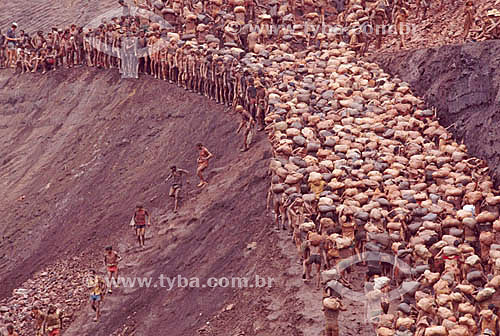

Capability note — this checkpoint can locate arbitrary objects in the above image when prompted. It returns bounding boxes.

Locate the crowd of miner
[264,43,500,335]
[0,0,499,74]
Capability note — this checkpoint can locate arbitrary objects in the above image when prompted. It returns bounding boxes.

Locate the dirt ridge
[371,39,500,185]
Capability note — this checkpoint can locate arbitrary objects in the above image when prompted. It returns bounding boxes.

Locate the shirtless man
[464,1,476,41]
[30,49,43,73]
[287,196,305,234]
[166,165,189,212]
[83,30,94,67]
[167,39,177,83]
[133,205,150,248]
[136,30,148,74]
[267,175,286,230]
[32,31,45,50]
[303,231,323,288]
[246,77,257,120]
[75,27,84,66]
[87,270,106,322]
[31,306,46,336]
[65,35,76,68]
[371,6,387,49]
[175,44,185,87]
[186,48,196,91]
[195,48,205,94]
[214,57,225,104]
[6,325,19,336]
[223,60,234,106]
[44,305,63,336]
[44,47,57,73]
[235,105,255,152]
[196,143,214,187]
[479,308,498,336]
[255,79,267,130]
[104,246,121,293]
[349,29,367,56]
[14,49,28,74]
[201,51,212,97]
[394,7,409,49]
[148,32,160,78]
[322,292,346,336]
[244,0,256,22]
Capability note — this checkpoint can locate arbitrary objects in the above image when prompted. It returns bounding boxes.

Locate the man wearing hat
[6,22,19,68]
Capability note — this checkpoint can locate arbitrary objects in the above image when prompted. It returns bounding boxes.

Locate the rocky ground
[376,0,499,53]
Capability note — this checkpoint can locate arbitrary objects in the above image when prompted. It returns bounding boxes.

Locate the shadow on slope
[370,40,500,185]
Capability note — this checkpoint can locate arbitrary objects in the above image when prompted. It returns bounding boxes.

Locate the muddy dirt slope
[0,68,348,336]
[372,40,500,185]
[0,68,253,298]
[0,0,116,34]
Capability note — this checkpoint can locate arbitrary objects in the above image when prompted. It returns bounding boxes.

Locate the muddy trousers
[325,321,339,336]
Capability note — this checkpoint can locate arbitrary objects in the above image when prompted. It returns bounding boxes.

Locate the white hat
[12,22,18,27]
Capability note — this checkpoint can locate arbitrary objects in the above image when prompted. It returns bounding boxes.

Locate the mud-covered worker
[133,204,150,248]
[196,143,214,188]
[87,269,106,322]
[104,246,121,293]
[166,165,189,212]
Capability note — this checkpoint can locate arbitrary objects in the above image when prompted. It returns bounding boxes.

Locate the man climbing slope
[133,205,150,248]
[196,143,214,188]
[87,270,106,322]
[104,246,121,294]
[165,165,189,212]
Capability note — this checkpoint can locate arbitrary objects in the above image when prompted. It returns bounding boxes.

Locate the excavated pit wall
[371,40,500,186]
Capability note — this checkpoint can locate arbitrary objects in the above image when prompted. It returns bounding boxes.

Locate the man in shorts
[44,305,63,336]
[104,246,121,293]
[133,205,150,248]
[87,270,106,322]
[196,143,214,188]
[31,305,47,336]
[6,325,19,336]
[303,230,323,288]
[6,23,19,68]
[165,165,189,212]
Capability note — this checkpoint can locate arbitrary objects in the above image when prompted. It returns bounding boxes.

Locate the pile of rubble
[0,256,94,334]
